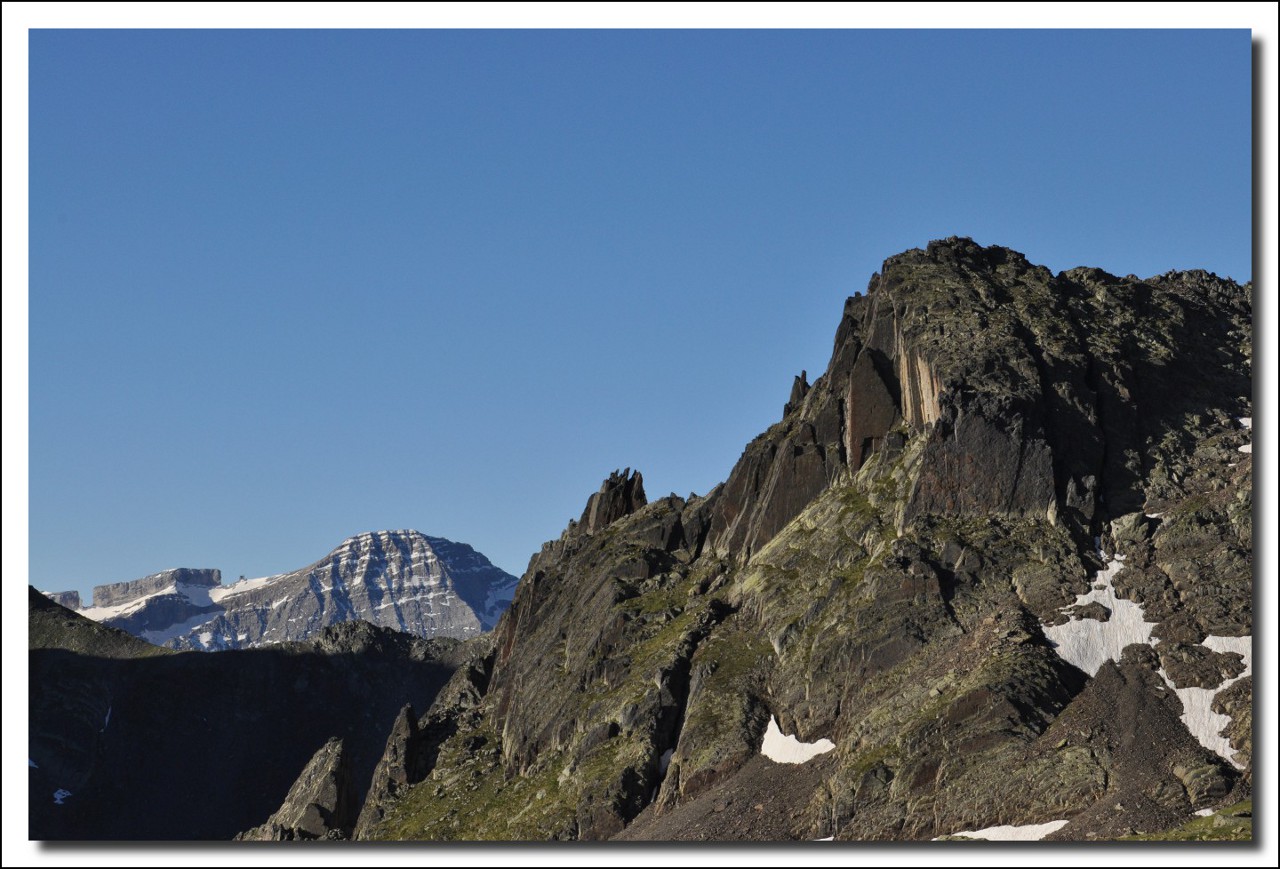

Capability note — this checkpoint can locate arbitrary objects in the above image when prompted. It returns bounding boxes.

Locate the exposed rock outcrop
[353,705,420,839]
[89,568,221,609]
[580,469,647,533]
[42,590,81,610]
[237,738,359,840]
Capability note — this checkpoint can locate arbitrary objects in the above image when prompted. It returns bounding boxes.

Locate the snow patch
[210,573,285,603]
[1158,634,1251,768]
[28,758,37,768]
[78,583,178,621]
[1195,808,1216,817]
[101,705,111,732]
[177,582,214,607]
[1041,552,1158,676]
[1235,414,1253,453]
[1040,538,1251,768]
[140,612,218,646]
[938,819,1069,841]
[760,715,835,764]
[53,789,72,805]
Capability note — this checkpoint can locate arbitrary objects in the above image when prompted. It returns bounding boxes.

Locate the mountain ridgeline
[29,238,1252,841]
[46,531,519,650]
[363,238,1252,841]
[28,587,466,840]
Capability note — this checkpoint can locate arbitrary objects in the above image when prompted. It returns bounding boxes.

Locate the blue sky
[24,27,1253,596]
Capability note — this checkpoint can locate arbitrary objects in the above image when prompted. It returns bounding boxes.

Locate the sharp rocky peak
[55,529,519,650]
[579,468,648,534]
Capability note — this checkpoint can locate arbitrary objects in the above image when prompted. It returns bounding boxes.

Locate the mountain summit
[362,238,1252,842]
[47,531,518,649]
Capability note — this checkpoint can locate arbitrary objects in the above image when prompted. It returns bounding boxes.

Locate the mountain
[356,238,1251,841]
[45,531,519,650]
[28,586,467,840]
[30,238,1252,842]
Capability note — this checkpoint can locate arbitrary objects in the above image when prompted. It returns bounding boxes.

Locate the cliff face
[358,239,1250,843]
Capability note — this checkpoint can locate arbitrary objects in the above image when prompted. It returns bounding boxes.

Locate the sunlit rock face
[46,531,519,650]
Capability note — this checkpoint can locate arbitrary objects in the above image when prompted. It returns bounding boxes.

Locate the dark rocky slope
[361,238,1250,841]
[28,588,465,840]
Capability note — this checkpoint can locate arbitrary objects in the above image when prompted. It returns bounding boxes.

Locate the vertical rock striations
[46,532,519,650]
[580,469,648,533]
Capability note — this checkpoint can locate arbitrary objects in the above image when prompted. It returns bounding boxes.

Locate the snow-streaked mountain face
[47,531,519,650]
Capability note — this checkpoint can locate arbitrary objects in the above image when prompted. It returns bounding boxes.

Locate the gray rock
[237,738,359,840]
[353,705,419,839]
[91,568,220,608]
[70,531,519,650]
[580,469,647,533]
[41,590,80,610]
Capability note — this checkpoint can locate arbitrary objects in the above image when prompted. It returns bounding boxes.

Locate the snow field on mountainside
[760,715,835,764]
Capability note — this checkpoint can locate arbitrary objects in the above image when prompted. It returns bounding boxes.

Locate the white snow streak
[1040,537,1251,769]
[28,758,37,768]
[79,584,178,621]
[760,715,835,764]
[1158,634,1252,768]
[1195,808,1216,817]
[939,819,1069,841]
[1041,552,1158,676]
[140,612,217,646]
[209,574,286,603]
[52,789,72,805]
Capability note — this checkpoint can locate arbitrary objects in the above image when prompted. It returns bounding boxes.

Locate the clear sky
[24,27,1253,597]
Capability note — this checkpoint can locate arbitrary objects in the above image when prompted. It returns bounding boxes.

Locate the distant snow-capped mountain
[46,531,519,650]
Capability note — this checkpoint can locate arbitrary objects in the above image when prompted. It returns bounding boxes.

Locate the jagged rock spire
[580,468,647,533]
[784,370,810,415]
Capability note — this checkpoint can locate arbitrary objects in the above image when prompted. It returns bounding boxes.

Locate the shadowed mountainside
[28,587,466,840]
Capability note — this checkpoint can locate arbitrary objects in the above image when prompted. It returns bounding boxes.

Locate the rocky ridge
[359,238,1251,842]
